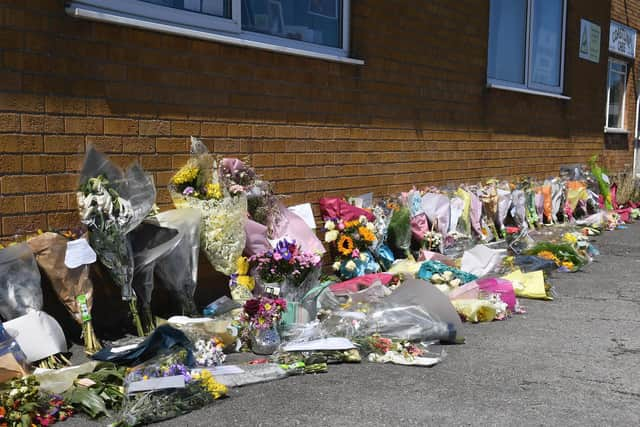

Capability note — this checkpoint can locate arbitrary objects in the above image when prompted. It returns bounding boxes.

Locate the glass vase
[250,325,281,355]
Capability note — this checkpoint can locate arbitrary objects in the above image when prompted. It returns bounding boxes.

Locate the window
[66,0,357,63]
[606,58,628,131]
[487,0,567,95]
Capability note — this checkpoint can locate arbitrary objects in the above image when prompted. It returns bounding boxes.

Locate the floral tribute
[249,239,321,286]
[323,215,379,279]
[241,297,287,331]
[0,376,74,427]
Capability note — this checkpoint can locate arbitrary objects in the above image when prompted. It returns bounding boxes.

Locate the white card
[283,337,356,352]
[288,203,316,229]
[64,239,97,269]
[127,376,185,394]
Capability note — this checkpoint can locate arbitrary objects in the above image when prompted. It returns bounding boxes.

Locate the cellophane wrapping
[0,243,43,321]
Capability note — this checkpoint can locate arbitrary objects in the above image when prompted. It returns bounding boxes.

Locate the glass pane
[530,0,563,87]
[607,63,626,128]
[141,0,232,18]
[242,0,343,48]
[487,0,527,84]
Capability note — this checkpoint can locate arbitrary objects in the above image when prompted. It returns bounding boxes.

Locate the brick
[25,194,68,212]
[0,196,25,214]
[65,155,84,172]
[171,121,201,136]
[155,171,174,186]
[104,118,138,135]
[47,212,80,231]
[22,155,66,173]
[0,134,42,152]
[0,113,20,132]
[140,154,172,170]
[45,116,64,133]
[2,214,47,236]
[46,174,80,192]
[156,137,188,153]
[45,96,86,115]
[44,135,85,153]
[87,99,113,116]
[20,114,44,132]
[201,122,228,137]
[86,136,123,153]
[139,120,170,136]
[0,154,22,173]
[123,137,155,153]
[1,175,46,194]
[65,117,104,134]
[0,93,44,112]
[227,124,251,137]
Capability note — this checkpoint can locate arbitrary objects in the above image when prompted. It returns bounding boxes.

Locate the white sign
[579,19,601,63]
[64,238,97,269]
[609,21,637,58]
[127,376,185,394]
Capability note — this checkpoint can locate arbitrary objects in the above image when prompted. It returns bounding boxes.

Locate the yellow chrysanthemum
[199,370,227,399]
[537,250,560,266]
[337,235,355,256]
[206,182,222,199]
[358,226,375,243]
[561,261,575,270]
[563,233,578,245]
[172,166,199,185]
[345,220,361,229]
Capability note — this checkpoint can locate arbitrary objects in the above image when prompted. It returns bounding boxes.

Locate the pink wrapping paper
[476,277,516,311]
[243,219,272,257]
[329,273,394,294]
[319,197,375,222]
[411,213,430,242]
[273,202,325,255]
[417,249,456,266]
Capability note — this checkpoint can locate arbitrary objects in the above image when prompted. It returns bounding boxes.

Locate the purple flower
[182,186,195,196]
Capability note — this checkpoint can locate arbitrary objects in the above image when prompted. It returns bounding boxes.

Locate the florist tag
[77,294,91,322]
[64,239,97,269]
[127,375,185,394]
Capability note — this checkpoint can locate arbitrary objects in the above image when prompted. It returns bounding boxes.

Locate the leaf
[65,387,110,418]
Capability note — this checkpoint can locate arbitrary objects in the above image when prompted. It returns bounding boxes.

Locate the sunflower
[358,226,375,243]
[345,220,361,229]
[536,250,560,266]
[337,235,355,256]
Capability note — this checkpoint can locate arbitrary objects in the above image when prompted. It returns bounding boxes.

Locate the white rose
[325,230,339,243]
[345,260,357,272]
[449,278,461,288]
[359,215,367,224]
[325,220,336,230]
[332,261,341,271]
[366,222,376,232]
[359,253,368,262]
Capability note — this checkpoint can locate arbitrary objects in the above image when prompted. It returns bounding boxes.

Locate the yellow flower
[345,220,360,229]
[206,183,222,199]
[563,233,578,245]
[264,303,272,311]
[172,166,199,185]
[358,226,375,243]
[537,250,560,266]
[198,370,227,399]
[562,261,574,270]
[337,235,355,256]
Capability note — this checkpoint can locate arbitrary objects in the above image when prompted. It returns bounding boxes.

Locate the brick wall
[0,0,616,238]
[607,0,640,172]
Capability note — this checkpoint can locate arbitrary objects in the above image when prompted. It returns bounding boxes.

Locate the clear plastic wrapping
[0,243,42,321]
[78,146,156,300]
[170,138,247,276]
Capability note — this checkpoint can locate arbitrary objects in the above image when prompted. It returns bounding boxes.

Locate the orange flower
[0,406,5,417]
[345,220,360,229]
[358,226,375,242]
[337,235,355,256]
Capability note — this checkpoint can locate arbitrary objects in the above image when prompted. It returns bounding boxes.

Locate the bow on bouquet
[77,146,156,336]
[169,137,247,276]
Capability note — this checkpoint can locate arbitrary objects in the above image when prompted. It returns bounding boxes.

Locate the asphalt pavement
[66,222,640,426]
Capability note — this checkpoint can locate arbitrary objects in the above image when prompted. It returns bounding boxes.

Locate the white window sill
[604,128,629,134]
[487,83,571,100]
[66,3,365,66]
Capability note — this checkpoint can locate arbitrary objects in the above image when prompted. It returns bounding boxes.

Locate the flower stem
[129,299,145,337]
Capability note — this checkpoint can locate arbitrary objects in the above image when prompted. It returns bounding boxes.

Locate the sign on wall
[579,19,601,63]
[609,21,637,58]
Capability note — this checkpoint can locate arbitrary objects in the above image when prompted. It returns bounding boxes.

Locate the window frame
[66,0,357,63]
[605,57,629,132]
[487,0,567,95]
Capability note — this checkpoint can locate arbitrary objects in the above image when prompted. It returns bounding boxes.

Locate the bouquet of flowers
[27,231,101,354]
[193,337,226,367]
[77,146,156,336]
[114,350,227,427]
[249,239,321,301]
[355,335,443,366]
[239,297,286,353]
[526,242,586,272]
[0,243,43,321]
[324,216,380,280]
[169,138,247,276]
[589,155,613,210]
[0,376,74,427]
[220,157,282,234]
